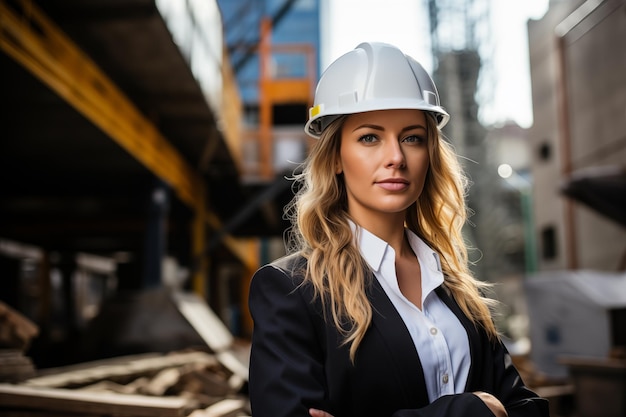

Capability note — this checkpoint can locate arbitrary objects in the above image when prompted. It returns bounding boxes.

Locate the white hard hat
[305,42,450,138]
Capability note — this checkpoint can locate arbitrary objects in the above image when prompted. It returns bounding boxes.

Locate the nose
[385,139,406,169]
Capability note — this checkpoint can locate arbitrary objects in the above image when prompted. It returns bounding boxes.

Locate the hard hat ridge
[305,41,450,138]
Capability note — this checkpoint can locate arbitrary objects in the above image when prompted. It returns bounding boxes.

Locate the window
[538,141,551,161]
[541,226,557,260]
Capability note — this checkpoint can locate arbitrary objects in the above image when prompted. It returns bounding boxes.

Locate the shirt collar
[351,221,444,289]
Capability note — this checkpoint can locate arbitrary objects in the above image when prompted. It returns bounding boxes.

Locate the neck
[351,212,409,255]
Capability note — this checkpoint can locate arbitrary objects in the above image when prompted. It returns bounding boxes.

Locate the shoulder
[251,252,308,290]
[249,253,320,319]
[268,252,308,276]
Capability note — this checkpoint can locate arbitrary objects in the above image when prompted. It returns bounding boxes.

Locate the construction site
[1,0,625,416]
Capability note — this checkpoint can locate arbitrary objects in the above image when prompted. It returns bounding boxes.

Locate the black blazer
[248,254,549,417]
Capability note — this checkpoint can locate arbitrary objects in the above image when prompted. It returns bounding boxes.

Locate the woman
[248,42,549,417]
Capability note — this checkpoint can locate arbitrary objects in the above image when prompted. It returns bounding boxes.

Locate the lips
[375,178,409,191]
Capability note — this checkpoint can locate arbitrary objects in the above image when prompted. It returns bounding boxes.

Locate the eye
[357,134,378,144]
[402,134,426,145]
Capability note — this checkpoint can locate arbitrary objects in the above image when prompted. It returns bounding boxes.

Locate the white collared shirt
[354,225,471,402]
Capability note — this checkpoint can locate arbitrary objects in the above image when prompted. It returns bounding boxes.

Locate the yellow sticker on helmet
[310,104,322,118]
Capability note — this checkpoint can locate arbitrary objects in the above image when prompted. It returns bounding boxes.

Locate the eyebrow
[352,124,427,134]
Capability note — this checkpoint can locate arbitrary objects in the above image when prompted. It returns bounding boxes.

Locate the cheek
[410,153,430,186]
[421,157,430,176]
[339,148,370,181]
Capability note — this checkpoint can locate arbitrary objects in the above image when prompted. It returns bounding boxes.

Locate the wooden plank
[216,351,248,387]
[0,411,95,417]
[0,383,190,417]
[23,351,218,388]
[188,398,248,417]
[171,292,249,382]
[171,292,233,352]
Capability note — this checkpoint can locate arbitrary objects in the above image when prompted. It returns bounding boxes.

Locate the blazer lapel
[367,276,430,406]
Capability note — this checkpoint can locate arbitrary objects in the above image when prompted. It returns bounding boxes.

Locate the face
[337,109,430,225]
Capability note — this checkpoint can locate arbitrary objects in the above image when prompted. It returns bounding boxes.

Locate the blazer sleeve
[248,263,327,417]
[489,339,550,417]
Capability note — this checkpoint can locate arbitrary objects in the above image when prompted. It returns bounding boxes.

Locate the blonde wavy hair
[285,113,498,361]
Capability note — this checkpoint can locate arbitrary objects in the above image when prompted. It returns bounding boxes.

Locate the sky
[321,0,549,128]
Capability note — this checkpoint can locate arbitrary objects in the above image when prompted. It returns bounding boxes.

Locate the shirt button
[430,327,438,335]
[442,373,449,384]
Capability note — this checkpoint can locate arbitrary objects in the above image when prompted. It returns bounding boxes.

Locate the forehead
[342,109,427,130]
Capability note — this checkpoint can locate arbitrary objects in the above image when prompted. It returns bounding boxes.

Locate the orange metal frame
[258,18,315,179]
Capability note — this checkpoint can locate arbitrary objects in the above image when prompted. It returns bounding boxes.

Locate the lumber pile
[0,291,251,416]
[0,350,250,416]
[0,350,37,383]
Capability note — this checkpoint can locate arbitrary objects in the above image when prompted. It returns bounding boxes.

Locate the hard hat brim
[305,104,450,138]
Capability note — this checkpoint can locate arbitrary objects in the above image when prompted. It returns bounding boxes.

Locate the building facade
[528,0,626,272]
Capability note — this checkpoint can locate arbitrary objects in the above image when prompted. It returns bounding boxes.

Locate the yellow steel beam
[0,0,258,273]
[0,0,201,207]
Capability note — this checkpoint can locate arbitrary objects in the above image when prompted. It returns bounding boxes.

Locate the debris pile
[0,292,251,416]
[0,301,39,383]
[0,349,250,416]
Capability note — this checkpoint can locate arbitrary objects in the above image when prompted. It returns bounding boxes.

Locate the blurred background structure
[0,0,625,416]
